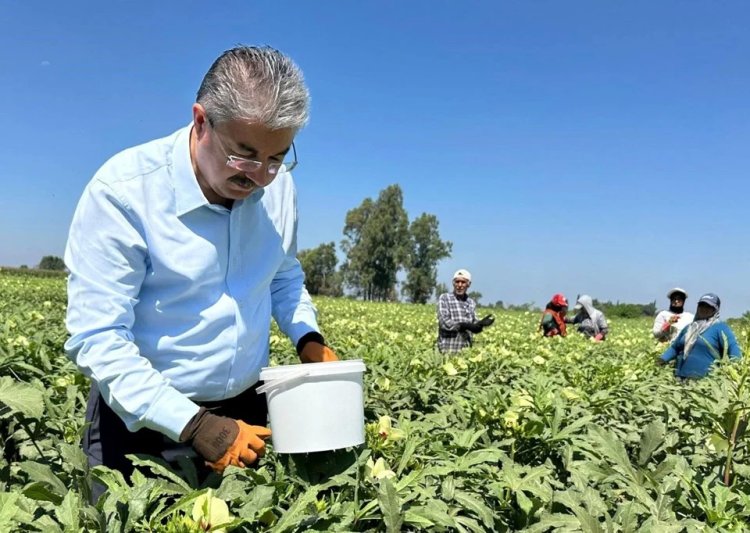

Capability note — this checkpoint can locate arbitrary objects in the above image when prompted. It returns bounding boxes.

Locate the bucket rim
[260,359,366,380]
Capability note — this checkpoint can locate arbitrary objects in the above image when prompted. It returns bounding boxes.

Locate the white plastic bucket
[258,359,366,453]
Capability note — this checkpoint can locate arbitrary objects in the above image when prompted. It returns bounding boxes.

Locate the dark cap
[697,293,721,310]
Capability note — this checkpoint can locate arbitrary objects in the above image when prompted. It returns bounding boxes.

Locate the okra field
[2,269,750,532]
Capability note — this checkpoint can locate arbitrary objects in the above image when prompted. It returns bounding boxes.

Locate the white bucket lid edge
[260,359,366,380]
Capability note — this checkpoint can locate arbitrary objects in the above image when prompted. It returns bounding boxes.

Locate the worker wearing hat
[658,293,742,379]
[540,293,569,337]
[436,269,494,353]
[653,288,694,342]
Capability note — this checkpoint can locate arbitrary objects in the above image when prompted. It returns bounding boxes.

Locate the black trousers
[83,382,268,503]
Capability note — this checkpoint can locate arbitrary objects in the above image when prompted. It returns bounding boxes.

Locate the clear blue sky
[1,1,748,316]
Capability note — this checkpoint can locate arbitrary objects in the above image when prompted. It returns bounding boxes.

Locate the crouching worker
[569,295,609,341]
[63,46,338,504]
[540,293,569,337]
[657,293,741,379]
[437,269,495,353]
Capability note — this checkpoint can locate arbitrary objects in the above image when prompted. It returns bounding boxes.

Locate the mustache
[228,175,256,187]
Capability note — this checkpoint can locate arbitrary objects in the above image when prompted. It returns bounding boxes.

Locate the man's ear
[192,103,209,138]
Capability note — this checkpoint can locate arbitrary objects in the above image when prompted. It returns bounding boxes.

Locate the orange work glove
[300,341,339,363]
[180,408,271,473]
[207,421,271,472]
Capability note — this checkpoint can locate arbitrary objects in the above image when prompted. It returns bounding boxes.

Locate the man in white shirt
[65,46,338,501]
[653,288,694,342]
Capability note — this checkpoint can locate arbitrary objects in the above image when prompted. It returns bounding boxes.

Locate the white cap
[452,269,472,282]
[667,287,688,299]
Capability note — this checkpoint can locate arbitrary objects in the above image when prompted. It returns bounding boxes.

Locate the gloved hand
[459,322,484,333]
[180,408,271,473]
[655,356,667,366]
[478,314,495,328]
[300,341,339,363]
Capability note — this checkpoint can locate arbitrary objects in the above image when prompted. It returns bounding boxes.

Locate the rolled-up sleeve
[64,180,199,441]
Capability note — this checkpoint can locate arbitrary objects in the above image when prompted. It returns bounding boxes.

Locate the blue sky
[1,1,748,316]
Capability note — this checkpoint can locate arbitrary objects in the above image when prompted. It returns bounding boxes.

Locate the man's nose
[244,168,274,187]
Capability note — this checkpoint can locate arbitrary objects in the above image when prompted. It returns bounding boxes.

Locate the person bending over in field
[568,295,608,341]
[540,293,569,337]
[436,269,495,353]
[653,287,694,343]
[657,293,741,379]
[64,46,339,503]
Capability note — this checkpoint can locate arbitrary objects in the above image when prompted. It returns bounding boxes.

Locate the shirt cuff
[142,387,201,442]
[296,331,326,354]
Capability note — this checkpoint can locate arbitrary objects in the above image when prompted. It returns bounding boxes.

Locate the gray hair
[197,46,310,130]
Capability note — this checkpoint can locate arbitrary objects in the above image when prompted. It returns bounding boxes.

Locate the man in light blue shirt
[64,46,338,498]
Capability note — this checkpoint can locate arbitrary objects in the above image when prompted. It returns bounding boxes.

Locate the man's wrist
[296,331,326,355]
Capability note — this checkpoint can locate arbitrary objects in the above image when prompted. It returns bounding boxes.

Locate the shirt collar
[172,123,210,217]
[172,123,266,215]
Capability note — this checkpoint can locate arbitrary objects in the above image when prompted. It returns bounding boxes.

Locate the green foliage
[3,271,750,530]
[593,298,657,318]
[467,291,483,305]
[37,256,66,271]
[298,242,342,296]
[486,301,539,312]
[1,266,67,278]
[434,282,449,300]
[341,185,409,300]
[402,214,452,304]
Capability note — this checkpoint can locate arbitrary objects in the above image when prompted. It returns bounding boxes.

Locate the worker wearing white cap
[658,293,742,379]
[436,269,494,352]
[653,288,694,342]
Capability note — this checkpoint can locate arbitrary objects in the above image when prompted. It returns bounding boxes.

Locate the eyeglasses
[210,123,298,176]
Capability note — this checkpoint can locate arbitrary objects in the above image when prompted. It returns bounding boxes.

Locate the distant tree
[506,302,539,312]
[20,265,29,270]
[298,242,342,296]
[494,300,505,309]
[340,198,374,298]
[468,291,482,305]
[38,256,65,271]
[341,185,409,300]
[403,214,452,304]
[592,299,657,318]
[435,282,449,299]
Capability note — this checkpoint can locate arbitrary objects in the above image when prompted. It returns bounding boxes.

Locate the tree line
[298,184,452,304]
[481,298,658,319]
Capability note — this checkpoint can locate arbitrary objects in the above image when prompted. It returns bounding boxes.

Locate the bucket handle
[256,369,310,395]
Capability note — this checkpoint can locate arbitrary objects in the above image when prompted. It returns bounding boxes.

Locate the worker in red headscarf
[540,293,569,337]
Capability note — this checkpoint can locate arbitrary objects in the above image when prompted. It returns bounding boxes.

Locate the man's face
[192,104,295,205]
[670,295,685,308]
[453,277,470,296]
[695,302,716,320]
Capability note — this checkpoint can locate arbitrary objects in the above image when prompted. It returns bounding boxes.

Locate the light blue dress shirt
[64,125,319,441]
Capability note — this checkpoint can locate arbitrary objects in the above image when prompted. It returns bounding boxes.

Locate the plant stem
[19,419,45,460]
